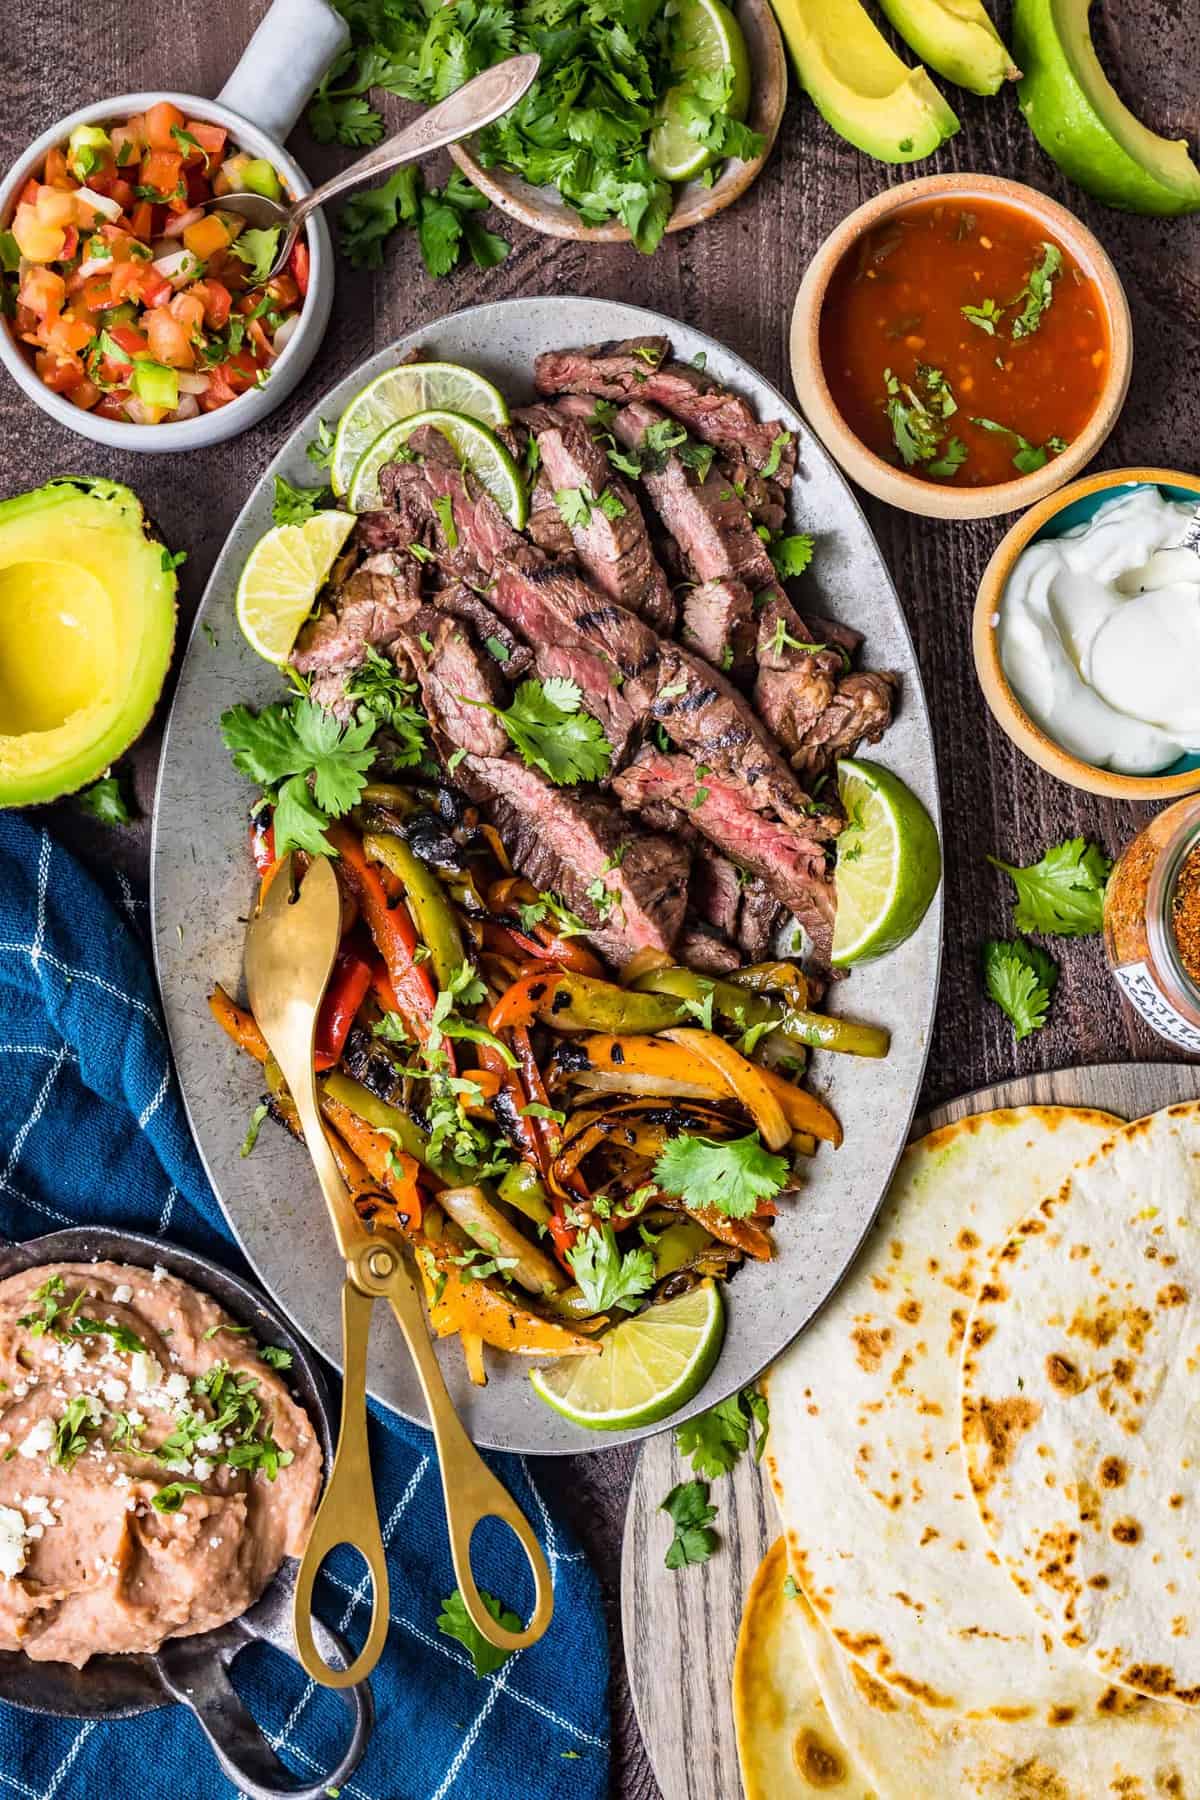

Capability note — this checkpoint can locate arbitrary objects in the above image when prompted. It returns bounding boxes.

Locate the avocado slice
[1014,0,1200,214]
[0,479,177,806]
[876,0,1019,96]
[773,0,959,164]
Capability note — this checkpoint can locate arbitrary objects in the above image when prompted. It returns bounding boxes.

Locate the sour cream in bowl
[973,470,1200,801]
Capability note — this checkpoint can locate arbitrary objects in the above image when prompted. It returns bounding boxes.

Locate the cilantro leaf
[230,227,281,285]
[970,417,1068,476]
[260,1344,293,1370]
[769,533,814,580]
[988,838,1111,936]
[437,1588,522,1676]
[152,1480,202,1514]
[983,937,1058,1041]
[652,1132,787,1220]
[220,698,376,856]
[340,168,421,270]
[1010,243,1062,339]
[346,647,428,767]
[961,297,1003,335]
[240,1101,268,1159]
[488,679,613,787]
[566,1224,655,1314]
[307,418,335,470]
[272,474,333,527]
[675,1384,769,1479]
[760,431,792,480]
[554,486,593,528]
[662,1479,718,1569]
[77,774,133,826]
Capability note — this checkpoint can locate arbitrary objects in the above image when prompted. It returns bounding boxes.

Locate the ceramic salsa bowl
[973,466,1200,800]
[790,173,1133,522]
[0,0,347,452]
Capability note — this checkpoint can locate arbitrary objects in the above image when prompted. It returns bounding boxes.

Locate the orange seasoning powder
[820,198,1110,489]
[1104,796,1200,1054]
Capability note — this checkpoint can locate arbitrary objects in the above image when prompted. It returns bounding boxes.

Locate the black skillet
[0,1226,373,1799]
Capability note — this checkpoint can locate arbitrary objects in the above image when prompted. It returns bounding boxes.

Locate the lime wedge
[235,510,355,665]
[347,408,528,528]
[530,1281,725,1430]
[648,0,753,182]
[831,758,942,967]
[330,362,510,498]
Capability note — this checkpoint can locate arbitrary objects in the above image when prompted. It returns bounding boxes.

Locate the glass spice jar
[1103,795,1200,1053]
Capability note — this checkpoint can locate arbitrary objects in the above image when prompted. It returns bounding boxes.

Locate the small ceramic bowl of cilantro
[312,0,787,255]
[0,87,336,451]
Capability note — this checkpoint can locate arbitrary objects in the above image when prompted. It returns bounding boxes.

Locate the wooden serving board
[621,1063,1200,1800]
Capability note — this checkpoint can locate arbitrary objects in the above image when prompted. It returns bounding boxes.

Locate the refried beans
[0,1259,321,1666]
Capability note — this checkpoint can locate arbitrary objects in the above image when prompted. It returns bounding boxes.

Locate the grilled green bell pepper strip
[629,966,890,1058]
[498,1160,553,1227]
[361,831,466,990]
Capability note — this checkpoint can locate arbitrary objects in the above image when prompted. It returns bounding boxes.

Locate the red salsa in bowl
[819,197,1110,490]
[1,103,308,426]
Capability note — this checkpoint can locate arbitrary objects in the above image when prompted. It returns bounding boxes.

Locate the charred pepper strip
[327,824,436,1039]
[488,972,684,1036]
[313,946,373,1072]
[361,830,465,990]
[629,966,891,1058]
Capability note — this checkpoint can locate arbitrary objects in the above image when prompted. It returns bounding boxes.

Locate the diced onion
[437,1186,567,1295]
[151,247,201,287]
[123,397,161,426]
[162,206,204,239]
[75,255,114,280]
[176,371,211,395]
[272,313,301,355]
[74,185,122,222]
[165,393,200,421]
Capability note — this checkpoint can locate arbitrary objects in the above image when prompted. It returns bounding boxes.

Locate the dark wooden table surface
[7,3,1199,1792]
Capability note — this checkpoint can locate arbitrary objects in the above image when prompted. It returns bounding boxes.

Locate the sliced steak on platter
[290,558,422,679]
[679,926,742,976]
[432,583,533,680]
[681,577,756,684]
[396,609,510,760]
[457,754,689,963]
[788,671,899,781]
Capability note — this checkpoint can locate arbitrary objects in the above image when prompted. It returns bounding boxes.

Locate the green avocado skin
[1014,0,1200,215]
[0,478,177,807]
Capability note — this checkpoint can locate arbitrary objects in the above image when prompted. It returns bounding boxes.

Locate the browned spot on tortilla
[1089,1573,1111,1589]
[988,1704,1034,1721]
[919,1525,939,1546]
[1099,1455,1127,1488]
[1170,1494,1184,1509]
[1047,1705,1076,1725]
[1046,1353,1084,1394]
[1006,1758,1071,1798]
[887,1671,955,1708]
[1112,1516,1142,1545]
[847,1661,899,1712]
[897,1298,921,1324]
[1157,1773,1184,1797]
[969,1317,995,1349]
[956,1228,980,1251]
[793,1728,846,1788]
[962,1394,1041,1483]
[1123,1663,1177,1696]
[850,1325,891,1373]
[979,1280,1007,1304]
[1159,1283,1189,1308]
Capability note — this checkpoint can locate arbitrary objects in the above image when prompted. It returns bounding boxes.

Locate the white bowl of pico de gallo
[0,0,347,450]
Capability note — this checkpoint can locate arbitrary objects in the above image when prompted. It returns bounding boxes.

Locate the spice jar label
[1112,959,1200,1054]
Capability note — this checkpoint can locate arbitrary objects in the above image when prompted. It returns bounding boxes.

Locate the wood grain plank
[623,1062,1200,1799]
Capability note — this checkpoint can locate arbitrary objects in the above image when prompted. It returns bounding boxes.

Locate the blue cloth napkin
[0,815,609,1800]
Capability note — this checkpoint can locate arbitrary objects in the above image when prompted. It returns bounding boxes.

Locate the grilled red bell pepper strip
[313,947,374,1072]
[327,824,436,1040]
[249,814,276,874]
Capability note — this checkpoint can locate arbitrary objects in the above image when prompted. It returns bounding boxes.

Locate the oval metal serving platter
[151,295,942,1455]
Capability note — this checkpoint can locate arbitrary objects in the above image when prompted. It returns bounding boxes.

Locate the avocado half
[876,0,1019,97]
[1015,0,1200,214]
[0,478,177,807]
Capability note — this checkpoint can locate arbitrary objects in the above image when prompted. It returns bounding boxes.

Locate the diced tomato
[288,239,309,297]
[19,266,66,319]
[199,370,236,410]
[129,200,154,240]
[136,269,173,309]
[190,278,231,329]
[43,146,73,189]
[94,387,132,420]
[267,271,299,309]
[110,117,146,169]
[185,120,227,164]
[67,377,101,411]
[183,167,211,209]
[215,348,258,393]
[59,224,78,261]
[109,323,149,356]
[140,149,183,201]
[81,273,112,309]
[44,314,94,357]
[168,290,205,334]
[96,353,132,385]
[144,305,195,368]
[99,223,137,254]
[144,102,186,151]
[108,178,136,212]
[83,166,115,196]
[17,178,39,208]
[35,186,78,229]
[35,352,84,394]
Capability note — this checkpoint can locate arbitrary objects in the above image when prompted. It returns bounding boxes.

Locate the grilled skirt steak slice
[457,755,689,963]
[736,875,783,962]
[752,588,845,755]
[721,460,788,534]
[679,926,742,976]
[681,577,756,684]
[290,560,423,678]
[380,455,527,587]
[610,402,775,589]
[489,561,659,765]
[614,747,836,951]
[433,584,533,679]
[653,644,835,836]
[788,671,899,781]
[398,609,509,760]
[691,844,742,938]
[528,474,577,559]
[535,339,796,477]
[526,408,675,632]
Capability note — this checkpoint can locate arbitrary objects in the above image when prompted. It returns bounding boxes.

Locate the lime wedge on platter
[347,407,528,527]
[235,510,355,665]
[330,361,510,498]
[530,1281,725,1430]
[831,757,942,966]
[648,0,753,182]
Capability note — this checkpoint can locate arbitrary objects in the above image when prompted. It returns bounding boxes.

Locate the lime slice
[831,757,942,966]
[347,408,528,528]
[530,1281,725,1430]
[648,0,753,182]
[235,510,355,664]
[330,362,510,498]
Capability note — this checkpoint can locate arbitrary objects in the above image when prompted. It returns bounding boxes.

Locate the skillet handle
[156,1617,373,1800]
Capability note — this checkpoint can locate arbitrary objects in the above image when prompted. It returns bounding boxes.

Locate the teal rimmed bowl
[973,467,1200,800]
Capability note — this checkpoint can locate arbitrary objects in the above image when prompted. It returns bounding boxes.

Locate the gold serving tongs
[244,853,553,1688]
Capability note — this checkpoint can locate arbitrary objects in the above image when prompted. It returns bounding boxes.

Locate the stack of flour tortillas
[734,1103,1200,1797]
